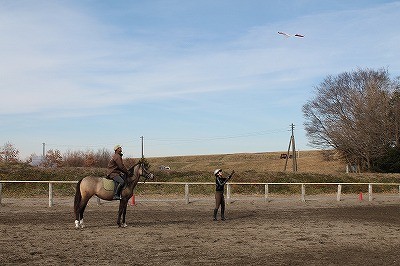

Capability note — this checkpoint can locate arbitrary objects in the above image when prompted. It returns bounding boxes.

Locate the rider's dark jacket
[215,175,232,191]
[107,152,128,178]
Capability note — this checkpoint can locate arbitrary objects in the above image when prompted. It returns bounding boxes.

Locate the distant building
[30,155,45,166]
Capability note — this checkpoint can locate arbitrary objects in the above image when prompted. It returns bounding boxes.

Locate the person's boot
[213,209,218,221]
[113,183,122,200]
[221,206,226,221]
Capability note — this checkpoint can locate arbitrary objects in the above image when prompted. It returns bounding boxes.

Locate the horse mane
[126,162,142,186]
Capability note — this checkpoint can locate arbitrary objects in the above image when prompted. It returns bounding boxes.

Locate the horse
[74,162,154,229]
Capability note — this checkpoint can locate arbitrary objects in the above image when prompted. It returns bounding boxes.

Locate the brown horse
[74,162,154,229]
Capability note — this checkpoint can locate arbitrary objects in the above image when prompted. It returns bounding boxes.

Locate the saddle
[102,178,115,191]
[103,177,127,191]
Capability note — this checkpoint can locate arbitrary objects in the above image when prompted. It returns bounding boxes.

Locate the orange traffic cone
[359,192,363,201]
[129,195,136,206]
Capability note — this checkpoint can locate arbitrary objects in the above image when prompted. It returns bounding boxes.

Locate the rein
[138,163,153,184]
[127,162,152,185]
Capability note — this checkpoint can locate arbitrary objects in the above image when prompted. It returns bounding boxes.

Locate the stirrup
[113,195,122,200]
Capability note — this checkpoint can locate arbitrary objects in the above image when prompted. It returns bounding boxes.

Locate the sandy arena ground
[1,194,400,265]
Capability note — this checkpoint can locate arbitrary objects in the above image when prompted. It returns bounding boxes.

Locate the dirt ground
[1,195,400,265]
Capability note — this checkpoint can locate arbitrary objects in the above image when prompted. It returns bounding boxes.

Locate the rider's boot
[221,205,226,221]
[113,183,122,200]
[213,209,218,221]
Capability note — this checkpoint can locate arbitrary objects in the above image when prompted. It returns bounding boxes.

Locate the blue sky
[1,0,400,160]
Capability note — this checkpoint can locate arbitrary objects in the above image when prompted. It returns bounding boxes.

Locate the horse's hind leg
[75,204,82,229]
[79,204,87,228]
[75,197,89,229]
[121,201,128,228]
[74,206,80,226]
[75,205,84,229]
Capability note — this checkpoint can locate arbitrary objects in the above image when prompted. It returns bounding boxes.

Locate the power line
[146,128,287,143]
[43,128,287,149]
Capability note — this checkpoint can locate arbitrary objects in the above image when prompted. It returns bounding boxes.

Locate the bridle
[131,162,153,183]
[139,163,153,181]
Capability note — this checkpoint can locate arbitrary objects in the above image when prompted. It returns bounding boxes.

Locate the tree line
[0,142,115,168]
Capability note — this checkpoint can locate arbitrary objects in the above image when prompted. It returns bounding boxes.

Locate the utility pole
[284,124,298,172]
[140,136,144,159]
[291,124,297,172]
[42,142,45,158]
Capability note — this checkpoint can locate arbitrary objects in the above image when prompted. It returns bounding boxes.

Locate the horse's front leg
[117,199,128,227]
[117,200,123,226]
[121,201,128,227]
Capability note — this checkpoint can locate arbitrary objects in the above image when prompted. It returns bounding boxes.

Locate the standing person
[107,145,129,200]
[213,169,235,221]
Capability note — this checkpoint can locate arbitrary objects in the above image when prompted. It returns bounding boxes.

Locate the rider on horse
[107,145,129,200]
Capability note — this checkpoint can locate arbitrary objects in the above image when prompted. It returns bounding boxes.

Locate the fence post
[0,182,2,205]
[337,184,342,201]
[301,184,305,202]
[48,182,53,207]
[368,184,373,202]
[97,196,101,205]
[185,183,189,204]
[227,184,231,204]
[264,184,269,202]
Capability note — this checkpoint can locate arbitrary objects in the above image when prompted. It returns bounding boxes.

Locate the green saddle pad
[103,178,115,191]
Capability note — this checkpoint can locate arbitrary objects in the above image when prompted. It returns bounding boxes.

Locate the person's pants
[214,191,225,219]
[112,174,125,186]
[215,191,225,210]
[111,174,125,198]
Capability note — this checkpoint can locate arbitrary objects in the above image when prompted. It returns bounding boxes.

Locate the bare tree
[62,148,112,167]
[303,68,399,171]
[63,150,85,167]
[45,149,63,167]
[389,88,400,147]
[0,142,20,162]
[94,148,112,167]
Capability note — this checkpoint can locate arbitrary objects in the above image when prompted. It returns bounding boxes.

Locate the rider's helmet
[214,169,222,176]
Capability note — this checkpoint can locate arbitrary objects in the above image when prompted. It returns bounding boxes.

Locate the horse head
[138,162,154,180]
[128,162,154,181]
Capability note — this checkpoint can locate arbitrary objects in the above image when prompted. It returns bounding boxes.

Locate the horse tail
[74,179,83,218]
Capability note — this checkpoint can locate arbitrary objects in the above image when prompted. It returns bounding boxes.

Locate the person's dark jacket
[107,153,128,177]
[215,174,232,191]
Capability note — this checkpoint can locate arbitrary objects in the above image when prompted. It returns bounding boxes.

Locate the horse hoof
[121,223,128,228]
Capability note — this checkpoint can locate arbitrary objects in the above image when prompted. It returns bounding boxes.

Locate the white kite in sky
[278,32,304,38]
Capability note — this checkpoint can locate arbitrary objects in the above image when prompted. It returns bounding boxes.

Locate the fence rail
[1,181,400,207]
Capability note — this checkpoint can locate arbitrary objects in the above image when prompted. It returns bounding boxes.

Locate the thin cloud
[2,1,400,118]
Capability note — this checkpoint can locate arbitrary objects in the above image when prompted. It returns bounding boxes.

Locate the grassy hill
[147,150,344,175]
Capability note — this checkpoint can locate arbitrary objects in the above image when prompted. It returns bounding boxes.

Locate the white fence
[1,181,400,207]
